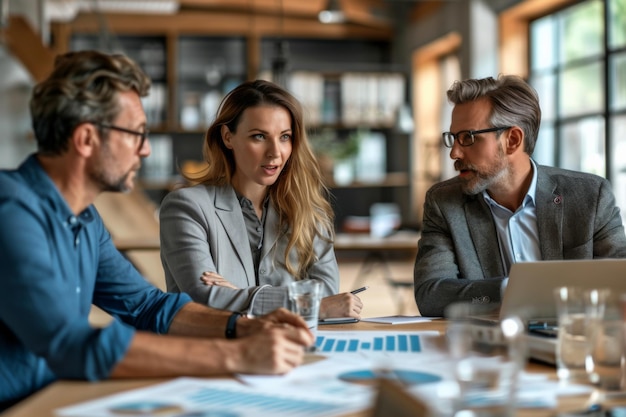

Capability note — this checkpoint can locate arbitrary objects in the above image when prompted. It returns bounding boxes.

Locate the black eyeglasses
[89,121,149,151]
[442,126,511,148]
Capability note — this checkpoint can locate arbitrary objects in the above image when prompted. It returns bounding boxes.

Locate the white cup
[288,280,322,336]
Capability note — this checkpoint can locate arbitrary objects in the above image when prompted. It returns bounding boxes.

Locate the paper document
[314,330,440,357]
[237,354,451,398]
[55,377,368,417]
[361,316,440,325]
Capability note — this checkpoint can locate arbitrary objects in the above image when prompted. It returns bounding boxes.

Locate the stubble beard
[93,169,135,193]
[89,149,138,194]
[457,148,510,195]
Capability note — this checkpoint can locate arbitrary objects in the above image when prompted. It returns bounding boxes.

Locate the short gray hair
[30,50,151,155]
[447,74,541,155]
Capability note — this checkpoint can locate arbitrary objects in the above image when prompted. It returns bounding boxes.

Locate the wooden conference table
[4,319,617,417]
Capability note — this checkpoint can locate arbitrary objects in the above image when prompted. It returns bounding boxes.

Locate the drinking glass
[587,291,624,390]
[553,287,608,383]
[288,280,322,336]
[445,303,526,417]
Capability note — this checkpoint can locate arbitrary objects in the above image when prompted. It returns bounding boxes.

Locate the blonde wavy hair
[186,79,334,278]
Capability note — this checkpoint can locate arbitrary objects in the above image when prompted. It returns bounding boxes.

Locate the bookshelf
[66,32,413,229]
[70,35,168,129]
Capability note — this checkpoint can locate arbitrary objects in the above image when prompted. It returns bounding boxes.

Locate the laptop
[500,258,626,320]
[499,258,626,364]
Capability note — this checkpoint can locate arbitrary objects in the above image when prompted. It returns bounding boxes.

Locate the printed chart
[314,331,437,354]
[56,378,365,417]
[339,369,442,386]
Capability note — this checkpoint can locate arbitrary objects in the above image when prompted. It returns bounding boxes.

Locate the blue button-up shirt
[0,155,191,406]
[483,159,541,274]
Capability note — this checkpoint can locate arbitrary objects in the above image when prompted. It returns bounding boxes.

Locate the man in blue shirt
[0,50,313,410]
[414,75,626,317]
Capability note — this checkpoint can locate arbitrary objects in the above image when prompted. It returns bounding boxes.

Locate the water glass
[553,287,608,383]
[288,280,322,335]
[587,293,624,390]
[445,303,526,417]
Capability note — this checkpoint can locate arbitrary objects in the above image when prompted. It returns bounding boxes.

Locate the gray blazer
[160,184,339,315]
[414,164,626,317]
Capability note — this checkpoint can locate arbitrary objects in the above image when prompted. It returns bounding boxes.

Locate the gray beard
[461,162,510,196]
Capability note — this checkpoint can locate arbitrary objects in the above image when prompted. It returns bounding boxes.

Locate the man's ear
[72,123,98,157]
[221,124,233,149]
[505,126,524,155]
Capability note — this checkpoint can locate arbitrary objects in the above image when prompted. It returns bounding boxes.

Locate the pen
[528,320,558,330]
[350,286,369,295]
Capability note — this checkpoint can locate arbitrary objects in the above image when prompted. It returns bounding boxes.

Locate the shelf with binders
[65,33,413,219]
[175,36,247,132]
[69,34,169,129]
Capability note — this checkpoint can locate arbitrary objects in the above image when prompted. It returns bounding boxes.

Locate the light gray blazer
[414,164,626,317]
[159,184,339,315]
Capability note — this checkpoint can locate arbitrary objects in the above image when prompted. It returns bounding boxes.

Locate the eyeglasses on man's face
[442,126,512,148]
[89,121,149,151]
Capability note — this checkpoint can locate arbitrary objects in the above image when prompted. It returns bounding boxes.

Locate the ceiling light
[46,0,180,21]
[79,0,179,14]
[318,0,345,24]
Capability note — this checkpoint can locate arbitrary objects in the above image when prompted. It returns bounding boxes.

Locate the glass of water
[553,287,609,383]
[288,280,322,336]
[587,292,624,390]
[445,302,526,417]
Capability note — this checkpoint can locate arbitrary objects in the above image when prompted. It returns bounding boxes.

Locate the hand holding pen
[350,286,369,295]
[319,286,368,323]
[318,286,367,320]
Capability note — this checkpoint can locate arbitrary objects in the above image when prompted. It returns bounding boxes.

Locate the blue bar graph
[188,386,347,416]
[315,332,423,354]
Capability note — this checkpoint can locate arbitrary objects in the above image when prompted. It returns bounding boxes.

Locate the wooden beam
[178,0,389,27]
[413,31,461,66]
[179,0,326,17]
[2,16,55,82]
[411,31,462,226]
[409,1,443,23]
[50,22,71,56]
[63,10,392,40]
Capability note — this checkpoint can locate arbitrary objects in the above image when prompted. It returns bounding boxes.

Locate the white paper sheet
[55,377,371,417]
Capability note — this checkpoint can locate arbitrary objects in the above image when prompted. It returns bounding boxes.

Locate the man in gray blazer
[414,75,626,317]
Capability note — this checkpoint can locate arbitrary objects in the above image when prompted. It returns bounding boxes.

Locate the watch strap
[225,312,243,339]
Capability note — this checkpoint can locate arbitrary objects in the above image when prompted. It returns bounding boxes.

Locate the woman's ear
[221,125,233,149]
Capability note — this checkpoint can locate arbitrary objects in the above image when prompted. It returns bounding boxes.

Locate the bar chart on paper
[315,331,438,354]
[56,378,366,417]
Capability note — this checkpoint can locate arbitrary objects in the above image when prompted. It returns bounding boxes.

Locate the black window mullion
[603,0,612,182]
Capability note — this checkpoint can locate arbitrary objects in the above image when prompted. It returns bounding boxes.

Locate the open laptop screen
[499,258,626,321]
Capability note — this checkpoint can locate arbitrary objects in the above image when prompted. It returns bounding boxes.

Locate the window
[529,0,626,221]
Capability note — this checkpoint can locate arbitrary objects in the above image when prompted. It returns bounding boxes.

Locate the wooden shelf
[334,230,420,252]
[325,172,409,189]
[60,24,412,227]
[138,177,187,191]
[140,172,410,191]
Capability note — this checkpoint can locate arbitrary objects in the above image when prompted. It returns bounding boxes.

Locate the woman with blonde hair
[160,79,363,318]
